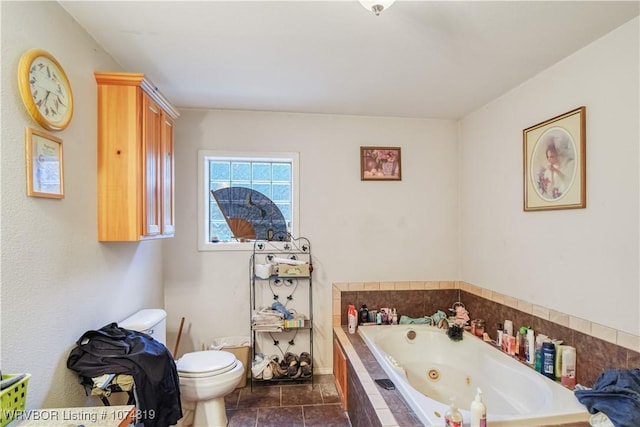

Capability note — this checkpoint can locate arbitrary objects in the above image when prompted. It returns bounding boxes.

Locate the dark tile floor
[225,375,351,427]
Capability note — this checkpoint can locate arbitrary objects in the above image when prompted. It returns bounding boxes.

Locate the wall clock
[18,49,74,131]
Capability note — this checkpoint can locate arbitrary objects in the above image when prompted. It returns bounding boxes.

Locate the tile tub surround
[333,281,640,389]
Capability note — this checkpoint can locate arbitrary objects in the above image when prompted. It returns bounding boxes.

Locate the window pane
[251,184,271,197]
[272,164,291,181]
[252,163,271,181]
[231,162,251,181]
[272,183,290,202]
[276,203,291,221]
[210,162,230,180]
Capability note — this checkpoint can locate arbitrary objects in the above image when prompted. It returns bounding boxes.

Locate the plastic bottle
[391,308,398,325]
[503,319,513,337]
[359,304,369,325]
[541,341,556,380]
[348,304,357,334]
[470,388,487,427]
[444,397,463,427]
[496,323,503,347]
[553,340,564,380]
[561,346,577,389]
[526,328,535,365]
[517,327,527,361]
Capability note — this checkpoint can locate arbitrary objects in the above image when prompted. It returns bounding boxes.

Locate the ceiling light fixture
[359,0,395,16]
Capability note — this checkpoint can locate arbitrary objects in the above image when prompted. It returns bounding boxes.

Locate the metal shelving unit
[250,236,313,387]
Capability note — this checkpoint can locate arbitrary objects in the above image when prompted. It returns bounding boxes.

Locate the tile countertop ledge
[333,326,590,427]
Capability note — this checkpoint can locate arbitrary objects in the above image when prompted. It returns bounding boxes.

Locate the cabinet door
[142,93,162,236]
[161,112,175,235]
[333,337,348,410]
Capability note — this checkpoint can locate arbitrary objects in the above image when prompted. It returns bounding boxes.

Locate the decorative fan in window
[211,187,288,241]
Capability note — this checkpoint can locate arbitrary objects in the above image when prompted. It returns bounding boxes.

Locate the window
[198,150,299,251]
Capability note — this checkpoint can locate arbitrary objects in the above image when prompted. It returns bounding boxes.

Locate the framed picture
[360,146,402,181]
[25,127,64,199]
[523,107,585,211]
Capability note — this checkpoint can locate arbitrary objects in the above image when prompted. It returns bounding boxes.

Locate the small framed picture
[523,107,586,211]
[360,146,402,181]
[26,127,64,199]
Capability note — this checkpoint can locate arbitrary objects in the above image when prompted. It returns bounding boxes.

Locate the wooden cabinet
[95,72,179,241]
[333,337,348,410]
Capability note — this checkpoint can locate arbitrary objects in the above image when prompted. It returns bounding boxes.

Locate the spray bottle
[348,304,357,334]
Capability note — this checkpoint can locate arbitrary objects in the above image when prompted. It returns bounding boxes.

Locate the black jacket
[67,323,182,427]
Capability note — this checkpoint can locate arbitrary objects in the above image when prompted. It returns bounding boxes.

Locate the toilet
[119,309,244,427]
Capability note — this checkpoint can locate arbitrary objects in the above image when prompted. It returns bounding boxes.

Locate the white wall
[459,17,639,336]
[164,110,459,371]
[1,2,165,409]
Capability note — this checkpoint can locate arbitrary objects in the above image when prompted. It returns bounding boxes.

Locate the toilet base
[177,398,228,427]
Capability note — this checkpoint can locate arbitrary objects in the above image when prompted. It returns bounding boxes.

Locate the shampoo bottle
[470,388,487,427]
[526,328,535,365]
[348,304,357,334]
[561,346,577,389]
[444,397,463,427]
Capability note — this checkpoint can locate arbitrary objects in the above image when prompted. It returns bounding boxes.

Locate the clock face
[19,49,73,131]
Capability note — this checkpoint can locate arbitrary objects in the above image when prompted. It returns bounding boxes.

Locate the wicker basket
[1,374,31,427]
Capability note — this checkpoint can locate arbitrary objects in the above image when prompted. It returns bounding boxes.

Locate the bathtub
[358,325,590,427]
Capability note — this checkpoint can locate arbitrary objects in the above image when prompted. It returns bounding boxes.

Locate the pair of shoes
[270,360,287,378]
[282,352,303,378]
[299,352,312,378]
[283,352,299,377]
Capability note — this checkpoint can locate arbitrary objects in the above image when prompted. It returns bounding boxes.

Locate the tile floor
[224,375,351,427]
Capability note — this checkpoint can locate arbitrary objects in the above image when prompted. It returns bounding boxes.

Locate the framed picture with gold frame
[26,127,64,199]
[523,107,586,211]
[360,146,402,181]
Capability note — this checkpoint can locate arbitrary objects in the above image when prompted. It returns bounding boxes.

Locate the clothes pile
[67,323,182,427]
[575,368,640,427]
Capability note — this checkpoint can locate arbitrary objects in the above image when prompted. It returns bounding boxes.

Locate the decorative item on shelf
[359,0,395,16]
[25,127,64,199]
[18,49,74,131]
[211,187,288,241]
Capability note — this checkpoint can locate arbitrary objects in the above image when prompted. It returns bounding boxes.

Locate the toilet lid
[176,350,237,377]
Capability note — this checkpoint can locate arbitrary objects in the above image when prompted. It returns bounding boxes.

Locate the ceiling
[59,1,639,119]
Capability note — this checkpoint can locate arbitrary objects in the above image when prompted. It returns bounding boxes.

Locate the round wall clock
[18,49,74,131]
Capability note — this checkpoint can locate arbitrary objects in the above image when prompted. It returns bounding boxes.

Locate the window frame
[197,150,300,252]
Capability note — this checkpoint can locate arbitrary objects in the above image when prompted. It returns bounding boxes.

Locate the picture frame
[25,127,64,199]
[360,146,402,181]
[523,107,585,211]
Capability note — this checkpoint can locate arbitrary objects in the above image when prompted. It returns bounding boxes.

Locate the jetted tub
[358,324,590,427]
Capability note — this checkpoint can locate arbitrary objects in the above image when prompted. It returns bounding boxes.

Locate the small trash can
[209,336,251,388]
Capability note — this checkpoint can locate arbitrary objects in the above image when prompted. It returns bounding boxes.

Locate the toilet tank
[119,308,167,345]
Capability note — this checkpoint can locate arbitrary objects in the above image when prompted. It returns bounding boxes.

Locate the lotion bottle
[470,388,487,427]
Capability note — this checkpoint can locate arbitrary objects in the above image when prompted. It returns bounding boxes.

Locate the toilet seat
[177,350,238,378]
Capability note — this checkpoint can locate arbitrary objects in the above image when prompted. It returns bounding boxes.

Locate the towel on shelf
[575,368,640,427]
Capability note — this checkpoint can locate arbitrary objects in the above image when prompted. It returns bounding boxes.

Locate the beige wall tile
[380,281,395,290]
[394,282,412,290]
[550,310,570,327]
[591,323,617,344]
[617,330,640,352]
[532,304,550,320]
[569,316,591,334]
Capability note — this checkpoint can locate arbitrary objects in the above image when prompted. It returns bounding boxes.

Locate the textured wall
[1,2,165,410]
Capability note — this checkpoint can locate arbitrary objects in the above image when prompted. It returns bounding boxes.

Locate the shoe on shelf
[299,352,312,378]
[283,352,299,377]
